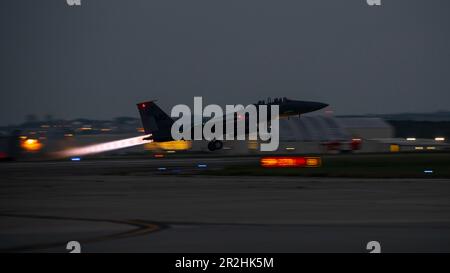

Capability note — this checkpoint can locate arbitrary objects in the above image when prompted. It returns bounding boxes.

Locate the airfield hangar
[190,116,395,154]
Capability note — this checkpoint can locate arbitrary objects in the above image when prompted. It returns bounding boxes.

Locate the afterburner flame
[55,135,153,158]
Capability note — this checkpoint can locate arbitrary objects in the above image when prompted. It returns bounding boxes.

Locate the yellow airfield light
[21,138,43,152]
[390,144,400,152]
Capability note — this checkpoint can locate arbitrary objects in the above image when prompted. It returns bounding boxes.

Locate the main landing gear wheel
[207,140,223,151]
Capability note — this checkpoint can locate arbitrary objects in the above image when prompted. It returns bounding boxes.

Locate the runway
[0,156,255,176]
[1,157,450,252]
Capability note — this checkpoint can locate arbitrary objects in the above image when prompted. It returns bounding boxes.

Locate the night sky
[1,0,449,125]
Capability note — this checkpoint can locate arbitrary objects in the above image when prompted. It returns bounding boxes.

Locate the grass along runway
[204,153,450,178]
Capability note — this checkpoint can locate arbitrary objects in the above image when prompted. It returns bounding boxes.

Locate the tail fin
[137,101,174,142]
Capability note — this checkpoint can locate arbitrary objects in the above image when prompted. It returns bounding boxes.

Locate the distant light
[415,146,424,150]
[426,146,436,150]
[406,138,416,141]
[247,140,259,150]
[154,154,165,158]
[351,138,363,150]
[424,170,434,174]
[261,156,321,168]
[25,139,37,145]
[306,157,321,167]
[21,138,43,152]
[166,150,176,153]
[64,133,74,137]
[390,144,400,153]
[157,167,166,171]
[141,104,146,108]
[435,137,445,141]
[197,164,208,168]
[71,157,81,161]
[285,147,296,151]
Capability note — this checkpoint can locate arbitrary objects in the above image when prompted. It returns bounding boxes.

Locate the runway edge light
[260,156,321,168]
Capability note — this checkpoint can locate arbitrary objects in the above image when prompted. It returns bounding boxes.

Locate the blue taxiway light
[71,157,81,161]
[197,164,207,168]
[424,170,434,174]
[157,167,167,171]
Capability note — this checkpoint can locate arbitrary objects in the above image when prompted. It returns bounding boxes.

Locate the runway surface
[1,157,450,252]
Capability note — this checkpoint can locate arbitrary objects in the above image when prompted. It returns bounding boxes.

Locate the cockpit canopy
[256,97,289,105]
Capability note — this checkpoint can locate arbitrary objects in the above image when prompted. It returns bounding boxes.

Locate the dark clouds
[1,0,449,125]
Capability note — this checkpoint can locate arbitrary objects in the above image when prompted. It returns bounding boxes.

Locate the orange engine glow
[260,156,321,168]
[21,138,43,152]
[145,140,191,151]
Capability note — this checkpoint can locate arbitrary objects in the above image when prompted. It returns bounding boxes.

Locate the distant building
[191,116,394,154]
[337,117,394,139]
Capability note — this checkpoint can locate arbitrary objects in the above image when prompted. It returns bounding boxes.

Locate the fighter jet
[256,97,328,118]
[137,97,328,151]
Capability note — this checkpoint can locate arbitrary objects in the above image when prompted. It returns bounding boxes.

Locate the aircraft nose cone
[313,102,329,111]
[282,99,329,114]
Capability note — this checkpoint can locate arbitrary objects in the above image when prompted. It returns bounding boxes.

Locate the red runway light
[351,138,362,150]
[260,156,321,168]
